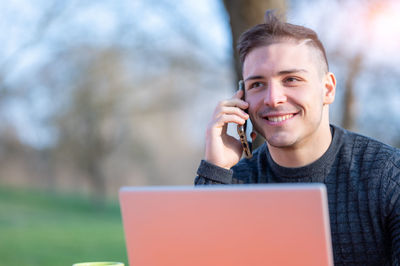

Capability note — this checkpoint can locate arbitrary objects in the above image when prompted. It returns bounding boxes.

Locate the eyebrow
[277,68,308,75]
[244,75,264,82]
[244,69,308,83]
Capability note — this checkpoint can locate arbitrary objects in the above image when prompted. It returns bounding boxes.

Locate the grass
[0,186,128,266]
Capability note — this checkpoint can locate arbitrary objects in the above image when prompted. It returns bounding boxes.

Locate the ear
[323,72,336,105]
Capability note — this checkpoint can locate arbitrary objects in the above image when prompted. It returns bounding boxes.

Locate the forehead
[242,42,319,77]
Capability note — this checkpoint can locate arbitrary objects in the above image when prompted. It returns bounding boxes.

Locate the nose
[263,82,287,107]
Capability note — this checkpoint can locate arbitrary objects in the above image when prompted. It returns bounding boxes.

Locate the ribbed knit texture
[195,125,400,265]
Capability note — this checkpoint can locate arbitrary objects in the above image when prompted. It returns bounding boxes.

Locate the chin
[265,133,298,149]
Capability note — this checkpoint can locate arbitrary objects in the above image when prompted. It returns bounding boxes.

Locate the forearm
[194,160,233,185]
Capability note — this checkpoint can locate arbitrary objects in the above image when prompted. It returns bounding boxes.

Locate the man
[195,10,400,265]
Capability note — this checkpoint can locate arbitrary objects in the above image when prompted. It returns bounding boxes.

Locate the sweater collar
[265,125,343,182]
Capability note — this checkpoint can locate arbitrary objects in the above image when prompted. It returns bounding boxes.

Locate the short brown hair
[237,10,329,73]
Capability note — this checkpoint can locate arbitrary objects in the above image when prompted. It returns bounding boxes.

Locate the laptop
[119,184,333,266]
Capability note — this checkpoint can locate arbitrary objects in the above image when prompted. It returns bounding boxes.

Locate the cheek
[292,86,324,107]
[298,89,325,120]
[245,94,263,112]
[246,102,261,120]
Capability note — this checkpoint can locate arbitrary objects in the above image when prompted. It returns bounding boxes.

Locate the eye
[248,81,264,90]
[283,76,302,86]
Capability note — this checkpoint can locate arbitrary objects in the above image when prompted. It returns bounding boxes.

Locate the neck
[267,123,332,168]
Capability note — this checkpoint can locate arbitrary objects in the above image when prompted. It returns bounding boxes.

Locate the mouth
[266,114,294,122]
[262,113,298,124]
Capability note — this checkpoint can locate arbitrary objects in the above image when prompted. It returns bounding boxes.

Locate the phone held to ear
[237,80,253,159]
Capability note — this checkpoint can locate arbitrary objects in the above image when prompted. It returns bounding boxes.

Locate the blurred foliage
[0,0,234,198]
[0,0,399,201]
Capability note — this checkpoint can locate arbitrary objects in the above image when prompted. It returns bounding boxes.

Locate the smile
[266,114,294,122]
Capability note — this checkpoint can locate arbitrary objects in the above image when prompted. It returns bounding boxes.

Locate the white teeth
[267,114,293,122]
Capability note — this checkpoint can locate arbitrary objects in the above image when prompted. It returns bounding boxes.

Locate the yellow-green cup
[72,262,124,266]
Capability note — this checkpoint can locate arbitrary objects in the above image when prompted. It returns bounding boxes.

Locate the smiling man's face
[242,41,335,151]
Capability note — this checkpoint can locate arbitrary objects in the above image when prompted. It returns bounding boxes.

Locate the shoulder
[332,126,400,218]
[332,124,400,168]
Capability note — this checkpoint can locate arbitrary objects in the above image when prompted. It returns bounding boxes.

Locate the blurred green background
[0,186,126,265]
[1,0,399,265]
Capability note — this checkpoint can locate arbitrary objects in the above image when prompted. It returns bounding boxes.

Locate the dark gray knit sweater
[195,125,400,265]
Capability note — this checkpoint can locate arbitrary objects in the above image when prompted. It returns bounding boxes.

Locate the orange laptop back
[119,184,333,266]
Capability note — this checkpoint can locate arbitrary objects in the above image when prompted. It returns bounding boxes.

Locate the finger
[233,89,244,99]
[217,106,249,119]
[213,114,247,128]
[218,98,249,110]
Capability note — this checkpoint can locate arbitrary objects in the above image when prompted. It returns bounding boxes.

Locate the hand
[204,90,249,169]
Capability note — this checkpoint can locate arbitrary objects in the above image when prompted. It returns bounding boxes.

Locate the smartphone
[237,80,253,159]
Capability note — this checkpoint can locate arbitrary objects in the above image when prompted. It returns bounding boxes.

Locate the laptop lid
[119,184,333,266]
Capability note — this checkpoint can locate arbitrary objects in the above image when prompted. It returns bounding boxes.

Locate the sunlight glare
[366,1,400,60]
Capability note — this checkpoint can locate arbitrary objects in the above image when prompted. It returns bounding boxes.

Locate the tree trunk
[342,53,363,131]
[222,0,287,81]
